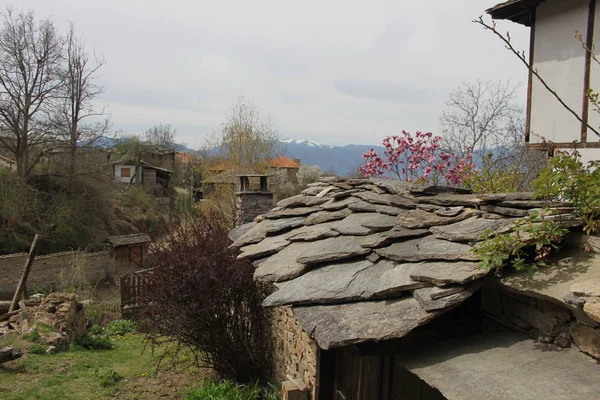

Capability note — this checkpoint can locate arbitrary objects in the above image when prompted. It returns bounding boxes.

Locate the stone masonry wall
[482,286,600,359]
[269,306,318,399]
[237,193,274,225]
[0,250,114,293]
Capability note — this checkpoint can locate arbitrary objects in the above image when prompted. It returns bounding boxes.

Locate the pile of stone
[230,177,579,350]
[0,293,86,355]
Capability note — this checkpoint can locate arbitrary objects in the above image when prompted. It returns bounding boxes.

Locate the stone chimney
[235,174,274,226]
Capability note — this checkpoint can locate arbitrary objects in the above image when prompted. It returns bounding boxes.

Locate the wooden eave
[486,0,543,26]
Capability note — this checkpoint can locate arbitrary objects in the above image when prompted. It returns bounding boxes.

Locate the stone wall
[269,306,318,399]
[0,250,116,293]
[481,286,600,359]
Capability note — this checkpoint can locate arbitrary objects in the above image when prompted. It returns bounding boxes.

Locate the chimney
[235,174,274,226]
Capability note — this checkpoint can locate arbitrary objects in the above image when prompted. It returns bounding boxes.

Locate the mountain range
[280,138,383,177]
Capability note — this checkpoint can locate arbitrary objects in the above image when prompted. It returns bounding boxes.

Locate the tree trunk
[0,347,24,364]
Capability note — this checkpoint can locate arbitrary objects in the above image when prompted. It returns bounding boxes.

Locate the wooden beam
[526,8,536,142]
[8,234,40,313]
[581,0,597,143]
[527,141,600,150]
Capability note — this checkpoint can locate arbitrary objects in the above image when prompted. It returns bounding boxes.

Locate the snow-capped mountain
[279,138,384,177]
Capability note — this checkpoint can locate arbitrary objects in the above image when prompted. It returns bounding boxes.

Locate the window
[121,167,131,177]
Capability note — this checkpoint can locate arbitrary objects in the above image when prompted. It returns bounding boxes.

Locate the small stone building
[230,177,600,400]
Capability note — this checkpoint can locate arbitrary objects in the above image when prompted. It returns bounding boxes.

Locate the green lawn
[0,333,206,400]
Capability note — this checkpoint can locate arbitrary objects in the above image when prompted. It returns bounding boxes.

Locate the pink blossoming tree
[359,131,474,185]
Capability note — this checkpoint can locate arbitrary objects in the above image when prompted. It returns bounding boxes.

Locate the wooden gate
[120,272,149,318]
[330,347,446,400]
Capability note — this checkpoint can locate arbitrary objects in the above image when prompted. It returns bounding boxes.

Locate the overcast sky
[12,0,530,148]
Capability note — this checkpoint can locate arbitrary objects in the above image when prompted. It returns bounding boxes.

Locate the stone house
[487,0,600,161]
[111,160,172,196]
[268,157,301,184]
[230,177,600,400]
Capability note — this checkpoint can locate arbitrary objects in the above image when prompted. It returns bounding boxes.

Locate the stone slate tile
[413,194,483,207]
[293,297,440,349]
[305,208,352,225]
[331,213,396,235]
[396,209,476,229]
[412,285,478,311]
[476,192,535,202]
[408,261,487,286]
[352,191,416,209]
[228,222,257,242]
[285,223,340,242]
[328,189,362,198]
[231,217,305,247]
[430,217,517,242]
[348,200,408,216]
[369,178,413,196]
[263,207,321,219]
[375,236,479,262]
[320,196,360,211]
[480,205,530,217]
[359,227,429,249]
[277,195,330,208]
[238,236,290,260]
[263,260,426,307]
[296,236,370,264]
[253,241,314,282]
[429,285,466,300]
[434,206,464,217]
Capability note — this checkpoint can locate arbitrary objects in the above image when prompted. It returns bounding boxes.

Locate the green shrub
[23,328,40,343]
[90,325,104,335]
[185,380,277,400]
[75,334,113,350]
[106,319,136,336]
[29,344,46,354]
[97,369,123,387]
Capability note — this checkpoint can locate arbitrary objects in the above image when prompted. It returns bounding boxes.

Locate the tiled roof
[230,177,579,349]
[268,157,300,169]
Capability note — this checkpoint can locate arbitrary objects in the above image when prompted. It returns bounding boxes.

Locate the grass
[0,332,206,400]
[185,381,279,400]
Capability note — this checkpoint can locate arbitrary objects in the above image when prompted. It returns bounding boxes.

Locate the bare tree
[0,7,64,180]
[144,122,177,148]
[53,23,108,176]
[206,96,281,173]
[440,80,522,160]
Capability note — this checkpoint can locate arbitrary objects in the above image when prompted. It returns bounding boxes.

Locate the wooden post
[9,234,40,313]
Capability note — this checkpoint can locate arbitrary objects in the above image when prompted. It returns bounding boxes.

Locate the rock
[307,181,329,187]
[376,236,479,262]
[366,253,381,263]
[228,222,258,242]
[293,297,440,350]
[301,186,326,196]
[430,217,517,242]
[417,204,442,212]
[410,185,473,195]
[285,223,340,242]
[429,285,466,300]
[479,205,529,217]
[277,195,330,208]
[352,191,416,208]
[408,260,487,285]
[331,213,397,235]
[346,178,371,186]
[413,194,483,207]
[567,232,600,254]
[412,285,477,311]
[0,347,23,364]
[434,206,464,217]
[583,302,600,323]
[238,236,290,260]
[253,242,313,282]
[319,196,360,211]
[396,209,475,229]
[563,293,586,308]
[296,236,370,265]
[570,323,600,359]
[231,217,305,247]
[305,209,352,225]
[263,260,426,307]
[264,207,320,219]
[359,228,429,249]
[476,192,534,202]
[570,279,600,297]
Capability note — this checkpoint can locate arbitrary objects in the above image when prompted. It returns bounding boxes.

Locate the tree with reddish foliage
[359,131,474,186]
[138,214,271,383]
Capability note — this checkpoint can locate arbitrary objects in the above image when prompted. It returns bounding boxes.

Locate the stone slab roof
[402,332,600,400]
[107,233,151,247]
[231,177,579,349]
